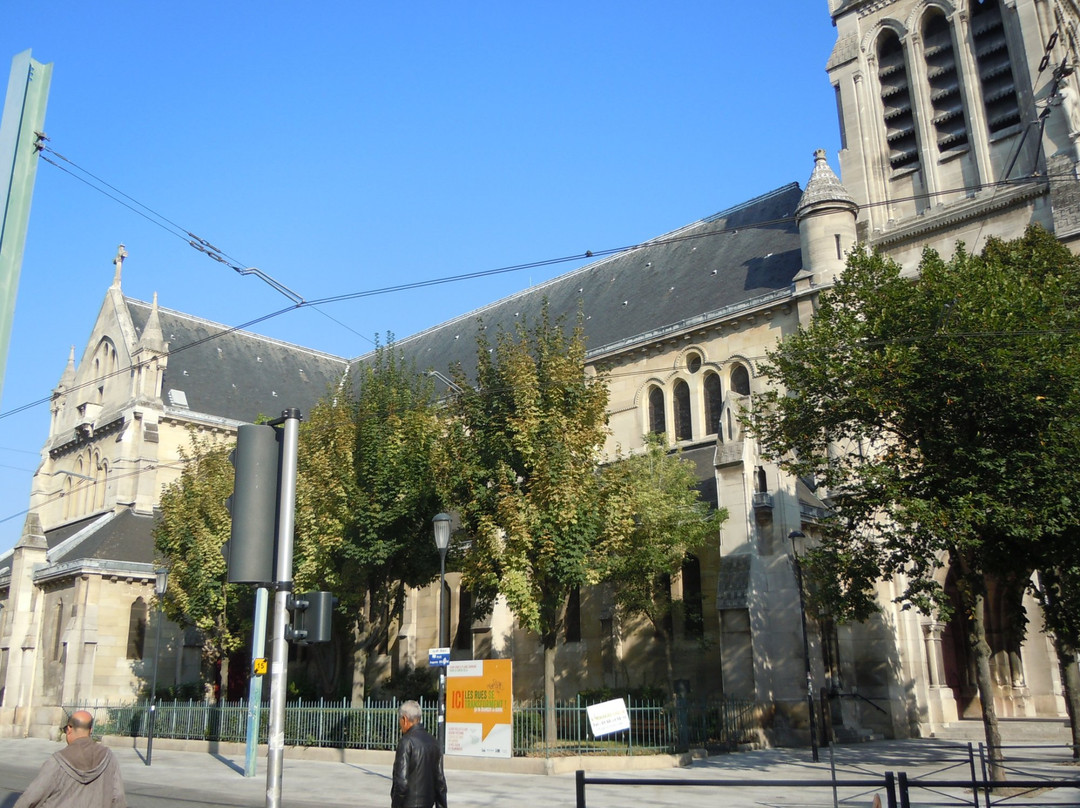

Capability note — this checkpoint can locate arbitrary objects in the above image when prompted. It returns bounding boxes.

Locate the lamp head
[433,513,452,552]
[154,568,169,597]
[788,530,807,555]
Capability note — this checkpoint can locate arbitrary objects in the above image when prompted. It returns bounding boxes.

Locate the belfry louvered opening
[971,0,1021,134]
[878,30,919,171]
[923,11,968,153]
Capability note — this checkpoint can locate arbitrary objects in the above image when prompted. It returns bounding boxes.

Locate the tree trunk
[1054,637,1080,761]
[544,642,557,746]
[970,589,1006,782]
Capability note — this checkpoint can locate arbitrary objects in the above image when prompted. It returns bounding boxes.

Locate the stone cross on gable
[112,243,128,287]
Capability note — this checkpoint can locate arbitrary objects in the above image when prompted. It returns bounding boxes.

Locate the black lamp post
[432,513,452,751]
[146,567,168,766]
[788,530,819,762]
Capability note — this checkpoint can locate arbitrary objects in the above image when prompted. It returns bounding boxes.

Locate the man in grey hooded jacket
[15,710,127,808]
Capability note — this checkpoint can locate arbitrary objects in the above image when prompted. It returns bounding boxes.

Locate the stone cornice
[586,288,794,364]
[868,181,1048,250]
[32,558,158,586]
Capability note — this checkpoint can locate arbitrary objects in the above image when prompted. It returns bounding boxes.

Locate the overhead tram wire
[36,141,374,345]
[7,147,1077,423]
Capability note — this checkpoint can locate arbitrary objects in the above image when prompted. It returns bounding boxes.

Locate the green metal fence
[66,696,759,758]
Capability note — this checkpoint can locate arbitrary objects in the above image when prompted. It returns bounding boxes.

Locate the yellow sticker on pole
[253,658,268,675]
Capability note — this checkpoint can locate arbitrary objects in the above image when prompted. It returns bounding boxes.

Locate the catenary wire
[10,147,1080,427]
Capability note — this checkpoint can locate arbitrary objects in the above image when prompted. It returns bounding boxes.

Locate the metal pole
[437,547,447,750]
[244,586,269,777]
[146,600,163,766]
[793,552,820,762]
[266,410,300,808]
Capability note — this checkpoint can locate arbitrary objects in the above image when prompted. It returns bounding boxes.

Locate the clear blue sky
[0,2,842,553]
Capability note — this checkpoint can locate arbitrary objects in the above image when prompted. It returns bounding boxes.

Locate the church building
[1,0,1078,745]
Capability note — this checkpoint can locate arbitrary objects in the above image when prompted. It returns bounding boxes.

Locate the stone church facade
[2,0,1079,744]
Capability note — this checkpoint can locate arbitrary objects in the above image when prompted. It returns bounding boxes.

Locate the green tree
[294,341,444,698]
[154,432,252,698]
[440,304,611,743]
[598,433,727,696]
[752,226,1080,779]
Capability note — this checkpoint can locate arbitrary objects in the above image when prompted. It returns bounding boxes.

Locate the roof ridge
[361,183,802,363]
[701,182,802,224]
[124,298,350,364]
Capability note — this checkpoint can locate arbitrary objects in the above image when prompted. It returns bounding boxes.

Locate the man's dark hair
[68,713,93,731]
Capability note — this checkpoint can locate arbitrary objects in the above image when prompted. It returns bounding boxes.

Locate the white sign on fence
[585,697,631,737]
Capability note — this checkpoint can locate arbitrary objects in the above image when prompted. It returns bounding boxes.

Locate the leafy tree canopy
[598,433,726,630]
[440,303,612,646]
[154,432,252,665]
[754,225,1080,623]
[294,340,444,638]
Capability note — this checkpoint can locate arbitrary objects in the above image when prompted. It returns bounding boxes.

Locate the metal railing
[67,695,759,758]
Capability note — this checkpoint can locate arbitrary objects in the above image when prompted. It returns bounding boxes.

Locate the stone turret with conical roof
[795,149,857,283]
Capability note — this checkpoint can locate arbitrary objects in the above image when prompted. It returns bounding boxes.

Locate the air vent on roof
[168,390,189,408]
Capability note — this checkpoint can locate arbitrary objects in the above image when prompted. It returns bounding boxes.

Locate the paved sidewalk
[1,736,1078,807]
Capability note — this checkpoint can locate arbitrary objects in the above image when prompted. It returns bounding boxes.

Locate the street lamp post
[788,530,819,763]
[146,567,169,766]
[432,513,452,751]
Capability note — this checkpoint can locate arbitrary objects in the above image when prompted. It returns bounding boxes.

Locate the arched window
[878,29,919,171]
[922,10,967,153]
[673,380,692,441]
[659,573,674,637]
[648,386,667,435]
[730,365,751,396]
[564,587,581,643]
[686,352,702,373]
[971,0,1021,135]
[704,373,722,436]
[454,589,473,651]
[682,555,704,638]
[441,581,452,649]
[127,598,148,660]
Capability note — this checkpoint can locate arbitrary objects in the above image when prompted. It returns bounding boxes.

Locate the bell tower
[824,0,1080,260]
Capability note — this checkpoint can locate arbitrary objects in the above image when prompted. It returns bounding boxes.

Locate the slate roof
[0,510,157,583]
[126,301,349,424]
[48,510,156,566]
[355,183,805,381]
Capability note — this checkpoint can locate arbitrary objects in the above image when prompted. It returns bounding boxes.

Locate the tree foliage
[597,433,726,693]
[439,304,612,739]
[599,433,726,632]
[752,225,1080,774]
[294,341,444,696]
[154,431,253,689]
[441,305,611,642]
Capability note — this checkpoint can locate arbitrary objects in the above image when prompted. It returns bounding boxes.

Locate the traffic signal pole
[265,409,300,808]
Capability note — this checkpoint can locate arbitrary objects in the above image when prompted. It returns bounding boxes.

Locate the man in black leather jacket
[391,700,448,808]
